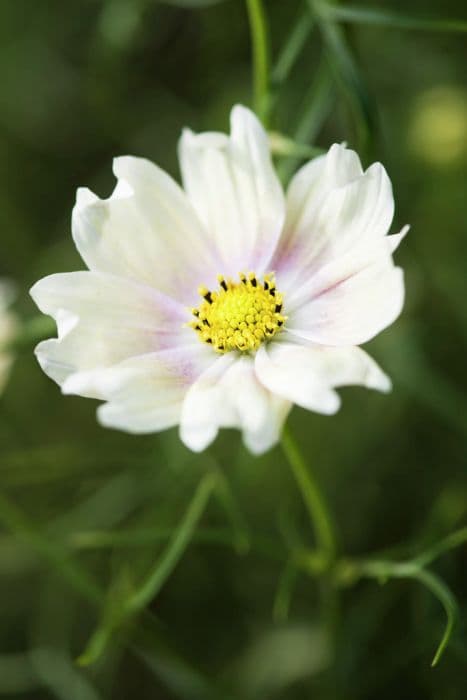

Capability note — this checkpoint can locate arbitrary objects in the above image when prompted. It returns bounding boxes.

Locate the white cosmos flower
[30,105,407,454]
[0,281,17,395]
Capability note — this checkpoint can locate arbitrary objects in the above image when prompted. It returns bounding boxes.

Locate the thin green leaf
[78,474,217,665]
[277,61,333,182]
[69,526,287,562]
[309,0,376,152]
[0,492,101,605]
[70,526,238,550]
[126,473,218,612]
[273,559,299,622]
[349,558,459,665]
[415,528,467,569]
[280,426,337,562]
[208,462,250,554]
[77,568,134,666]
[31,648,102,700]
[246,0,271,123]
[414,569,458,667]
[324,5,467,33]
[269,131,325,160]
[270,7,314,88]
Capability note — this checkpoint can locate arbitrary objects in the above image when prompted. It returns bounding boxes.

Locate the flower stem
[245,0,270,124]
[281,425,337,563]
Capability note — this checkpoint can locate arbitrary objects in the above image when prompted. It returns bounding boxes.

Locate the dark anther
[264,280,269,290]
[277,320,283,327]
[204,291,213,304]
[195,324,201,331]
[251,277,257,287]
[220,279,228,291]
[193,309,199,316]
[269,288,276,296]
[218,345,224,350]
[203,319,210,326]
[275,303,282,313]
[206,338,213,343]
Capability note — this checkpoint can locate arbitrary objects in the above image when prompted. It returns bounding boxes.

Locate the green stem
[245,0,270,123]
[281,425,337,563]
[340,558,458,666]
[127,473,217,613]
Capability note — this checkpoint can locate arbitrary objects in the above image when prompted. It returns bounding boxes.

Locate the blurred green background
[1,0,466,698]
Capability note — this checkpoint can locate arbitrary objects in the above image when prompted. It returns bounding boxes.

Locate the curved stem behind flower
[245,0,270,124]
[280,425,337,564]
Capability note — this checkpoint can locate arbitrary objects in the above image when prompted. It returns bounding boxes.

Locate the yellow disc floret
[189,272,286,353]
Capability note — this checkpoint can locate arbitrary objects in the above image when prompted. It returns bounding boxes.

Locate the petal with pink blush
[72,156,219,306]
[273,144,395,292]
[92,348,212,434]
[285,251,405,346]
[30,271,193,394]
[178,105,285,277]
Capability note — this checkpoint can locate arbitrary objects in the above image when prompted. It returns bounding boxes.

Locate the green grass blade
[273,559,299,622]
[415,528,467,569]
[0,492,101,605]
[277,61,333,182]
[309,0,377,153]
[325,5,467,33]
[31,648,102,700]
[413,569,458,666]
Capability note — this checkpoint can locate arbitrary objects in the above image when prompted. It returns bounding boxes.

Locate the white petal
[30,271,195,395]
[72,156,219,305]
[255,343,341,415]
[274,144,395,291]
[178,105,285,276]
[179,354,291,454]
[94,350,207,434]
[286,249,405,345]
[243,394,292,455]
[255,340,390,414]
[179,354,237,452]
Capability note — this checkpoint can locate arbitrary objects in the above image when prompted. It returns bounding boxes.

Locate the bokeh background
[1,0,466,698]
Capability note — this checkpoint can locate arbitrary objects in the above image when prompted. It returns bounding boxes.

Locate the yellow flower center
[189,272,286,353]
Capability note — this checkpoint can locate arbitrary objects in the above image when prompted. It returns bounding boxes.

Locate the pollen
[189,272,286,353]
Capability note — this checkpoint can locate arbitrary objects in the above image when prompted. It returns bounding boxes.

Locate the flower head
[0,281,17,395]
[30,106,407,454]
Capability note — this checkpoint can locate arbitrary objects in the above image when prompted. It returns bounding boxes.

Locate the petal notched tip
[75,187,98,211]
